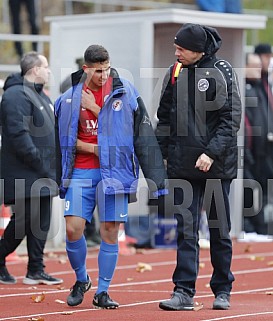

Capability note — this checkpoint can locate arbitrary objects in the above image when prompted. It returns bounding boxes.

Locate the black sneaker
[0,266,16,284]
[93,291,119,309]
[159,290,194,311]
[67,276,92,307]
[23,271,63,285]
[213,293,230,310]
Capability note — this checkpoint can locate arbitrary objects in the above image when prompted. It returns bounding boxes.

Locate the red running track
[1,241,273,321]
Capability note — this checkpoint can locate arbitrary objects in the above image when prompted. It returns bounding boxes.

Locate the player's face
[83,61,111,90]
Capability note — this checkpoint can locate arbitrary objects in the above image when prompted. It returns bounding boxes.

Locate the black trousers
[9,0,39,57]
[172,179,235,297]
[0,196,51,273]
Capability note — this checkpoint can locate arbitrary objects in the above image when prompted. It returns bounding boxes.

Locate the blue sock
[66,235,88,282]
[97,241,118,294]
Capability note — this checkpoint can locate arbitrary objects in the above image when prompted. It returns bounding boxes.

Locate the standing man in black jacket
[156,24,241,311]
[243,52,269,234]
[0,52,63,285]
[246,44,273,235]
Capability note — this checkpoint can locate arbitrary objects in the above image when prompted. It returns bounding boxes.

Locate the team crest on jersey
[112,99,123,111]
[198,79,209,92]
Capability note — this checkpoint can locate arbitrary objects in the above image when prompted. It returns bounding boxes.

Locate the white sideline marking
[2,266,273,298]
[201,311,273,321]
[1,249,273,319]
[11,250,273,280]
[1,291,273,321]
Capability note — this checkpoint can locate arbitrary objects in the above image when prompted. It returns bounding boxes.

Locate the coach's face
[174,44,203,66]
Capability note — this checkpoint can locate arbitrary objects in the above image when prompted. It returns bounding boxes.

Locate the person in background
[9,0,39,58]
[243,53,263,233]
[243,49,273,235]
[0,51,63,286]
[155,23,241,311]
[84,213,101,248]
[196,0,242,13]
[55,44,167,309]
[254,44,273,108]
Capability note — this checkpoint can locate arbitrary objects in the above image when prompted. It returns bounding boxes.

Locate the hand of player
[81,89,100,117]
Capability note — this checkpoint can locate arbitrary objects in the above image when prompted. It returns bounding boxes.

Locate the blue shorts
[64,168,128,223]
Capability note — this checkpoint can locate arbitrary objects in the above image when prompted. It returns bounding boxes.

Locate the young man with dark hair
[55,44,167,309]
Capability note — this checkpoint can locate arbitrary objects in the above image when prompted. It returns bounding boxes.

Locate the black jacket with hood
[156,26,242,180]
[0,73,58,204]
[244,78,273,191]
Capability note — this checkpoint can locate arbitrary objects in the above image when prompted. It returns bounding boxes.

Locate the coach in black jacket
[156,24,241,311]
[0,52,62,285]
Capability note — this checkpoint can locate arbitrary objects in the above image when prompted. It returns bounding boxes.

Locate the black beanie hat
[254,43,272,55]
[174,23,207,52]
